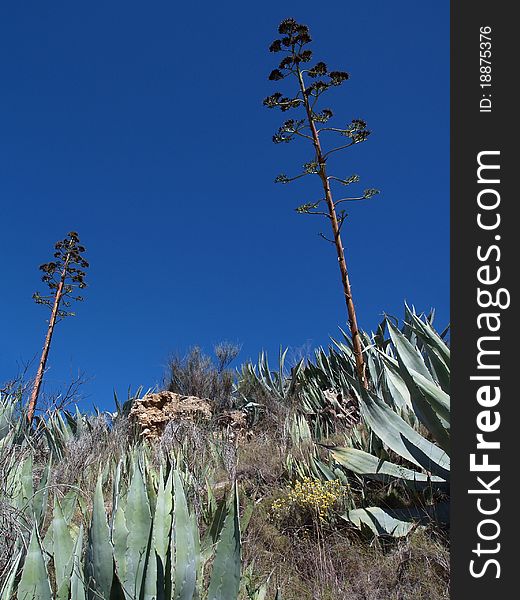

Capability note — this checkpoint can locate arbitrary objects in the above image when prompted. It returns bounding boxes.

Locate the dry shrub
[165,344,239,412]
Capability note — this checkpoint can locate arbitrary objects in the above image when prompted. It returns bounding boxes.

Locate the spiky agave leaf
[118,458,152,599]
[17,526,52,600]
[342,502,450,538]
[207,484,241,600]
[172,470,197,600]
[70,526,86,600]
[52,498,75,600]
[0,550,23,600]
[86,475,113,600]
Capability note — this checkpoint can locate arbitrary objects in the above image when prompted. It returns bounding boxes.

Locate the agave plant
[1,384,275,599]
[0,390,35,450]
[238,347,358,439]
[326,308,450,537]
[2,450,245,600]
[283,413,348,484]
[237,349,302,403]
[279,307,450,537]
[0,393,17,444]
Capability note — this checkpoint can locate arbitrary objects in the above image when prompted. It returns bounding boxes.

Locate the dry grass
[233,424,449,599]
[0,442,31,580]
[49,413,133,509]
[243,513,449,600]
[237,431,288,491]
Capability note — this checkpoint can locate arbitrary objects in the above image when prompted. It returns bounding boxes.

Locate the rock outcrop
[129,391,212,439]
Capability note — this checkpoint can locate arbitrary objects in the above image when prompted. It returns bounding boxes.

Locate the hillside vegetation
[0,306,450,599]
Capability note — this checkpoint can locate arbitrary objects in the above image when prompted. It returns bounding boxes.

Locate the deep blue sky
[0,1,449,411]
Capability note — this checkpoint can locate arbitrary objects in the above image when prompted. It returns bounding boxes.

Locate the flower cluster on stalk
[33,231,89,319]
[263,18,379,210]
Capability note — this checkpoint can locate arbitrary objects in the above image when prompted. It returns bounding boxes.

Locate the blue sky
[0,1,449,411]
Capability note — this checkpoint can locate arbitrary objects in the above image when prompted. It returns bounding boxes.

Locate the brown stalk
[27,252,72,424]
[296,68,367,388]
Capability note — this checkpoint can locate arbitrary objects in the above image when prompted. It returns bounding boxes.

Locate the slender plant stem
[296,67,367,388]
[27,252,72,423]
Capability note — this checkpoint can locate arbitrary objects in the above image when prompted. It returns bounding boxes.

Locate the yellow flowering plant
[271,477,349,531]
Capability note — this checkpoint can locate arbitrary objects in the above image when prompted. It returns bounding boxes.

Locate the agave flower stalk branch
[322,142,356,158]
[334,196,368,206]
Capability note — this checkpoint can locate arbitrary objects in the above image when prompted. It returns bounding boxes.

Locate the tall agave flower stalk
[264,18,380,388]
[28,232,89,423]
